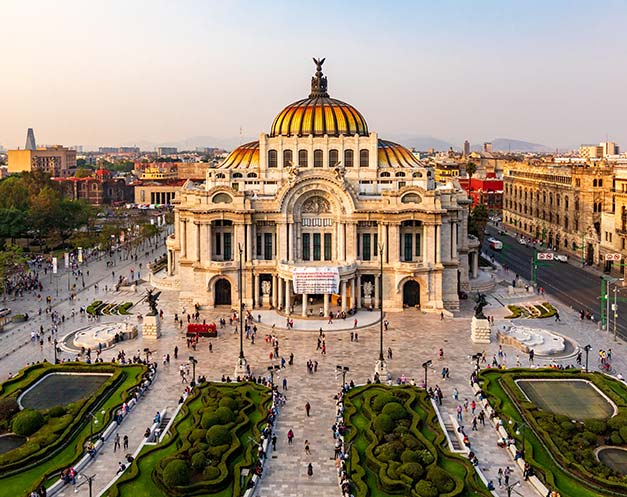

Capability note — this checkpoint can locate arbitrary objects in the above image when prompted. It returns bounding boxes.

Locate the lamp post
[509,419,528,457]
[89,410,106,439]
[505,481,521,497]
[422,360,432,389]
[267,365,280,387]
[235,243,247,377]
[374,243,388,379]
[584,344,591,373]
[336,365,350,385]
[76,472,97,497]
[189,356,197,385]
[53,339,58,364]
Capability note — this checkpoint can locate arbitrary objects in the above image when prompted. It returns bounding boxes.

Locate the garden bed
[108,382,272,497]
[86,300,133,316]
[505,302,557,319]
[479,369,627,496]
[343,384,490,496]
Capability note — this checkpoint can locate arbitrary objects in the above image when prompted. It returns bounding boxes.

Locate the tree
[0,243,27,295]
[0,208,29,243]
[469,204,489,244]
[28,187,63,241]
[75,168,93,178]
[466,162,477,179]
[0,176,29,210]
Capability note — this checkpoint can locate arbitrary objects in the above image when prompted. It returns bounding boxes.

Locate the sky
[2,0,627,151]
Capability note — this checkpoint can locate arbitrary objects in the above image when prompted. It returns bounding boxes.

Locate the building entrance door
[214,279,231,306]
[403,280,420,308]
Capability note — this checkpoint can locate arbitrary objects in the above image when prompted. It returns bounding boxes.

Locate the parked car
[0,308,12,317]
[488,238,503,250]
[518,238,527,245]
[555,254,568,263]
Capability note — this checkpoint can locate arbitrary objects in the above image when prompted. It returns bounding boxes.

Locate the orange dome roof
[220,141,259,169]
[269,58,368,138]
[378,140,423,168]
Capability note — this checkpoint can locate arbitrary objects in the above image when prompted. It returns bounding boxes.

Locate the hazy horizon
[2,0,627,150]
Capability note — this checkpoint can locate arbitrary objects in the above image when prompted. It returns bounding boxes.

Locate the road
[483,225,627,341]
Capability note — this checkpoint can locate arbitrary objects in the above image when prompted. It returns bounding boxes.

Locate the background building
[8,129,76,177]
[157,147,178,155]
[55,169,134,206]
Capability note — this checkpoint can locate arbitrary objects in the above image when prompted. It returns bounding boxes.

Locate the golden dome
[378,140,423,168]
[270,58,368,138]
[220,141,259,169]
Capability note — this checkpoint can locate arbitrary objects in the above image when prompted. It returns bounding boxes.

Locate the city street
[483,225,627,340]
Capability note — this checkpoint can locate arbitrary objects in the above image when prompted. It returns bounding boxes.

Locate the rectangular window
[313,233,321,261]
[363,234,371,261]
[224,233,232,260]
[256,234,262,257]
[302,233,310,261]
[314,149,323,168]
[264,233,272,260]
[374,233,378,257]
[357,233,361,258]
[215,233,222,256]
[415,233,421,256]
[404,233,413,261]
[324,233,332,261]
[298,149,308,167]
[344,149,354,167]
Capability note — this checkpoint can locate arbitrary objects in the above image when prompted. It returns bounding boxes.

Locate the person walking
[287,429,294,445]
[304,439,311,455]
[282,377,288,390]
[123,435,129,450]
[307,462,313,478]
[504,466,511,486]
[174,346,178,359]
[387,347,393,360]
[271,435,277,451]
[114,433,121,452]
[305,401,311,417]
[497,467,503,487]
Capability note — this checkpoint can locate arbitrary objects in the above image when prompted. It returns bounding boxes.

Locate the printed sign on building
[537,252,554,261]
[292,267,340,295]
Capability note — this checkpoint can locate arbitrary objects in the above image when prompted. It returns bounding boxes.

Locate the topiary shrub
[12,409,45,436]
[401,449,420,463]
[0,398,20,421]
[414,479,438,497]
[219,396,239,411]
[382,402,408,421]
[610,431,623,445]
[375,440,404,462]
[191,452,207,470]
[203,465,220,480]
[189,429,207,442]
[373,393,394,412]
[206,444,229,460]
[206,425,231,446]
[48,405,66,418]
[417,449,434,465]
[619,426,627,443]
[163,459,189,487]
[200,413,220,430]
[373,413,395,434]
[214,406,235,424]
[560,421,577,433]
[427,465,454,493]
[399,462,424,481]
[584,419,607,435]
[607,412,627,430]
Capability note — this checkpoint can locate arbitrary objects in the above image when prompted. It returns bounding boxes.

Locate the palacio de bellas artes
[162,59,480,314]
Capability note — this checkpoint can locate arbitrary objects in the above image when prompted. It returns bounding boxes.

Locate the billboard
[292,267,340,295]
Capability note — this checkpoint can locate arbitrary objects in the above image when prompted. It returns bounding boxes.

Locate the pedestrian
[350,331,354,342]
[440,311,444,320]
[114,433,121,452]
[471,416,478,431]
[305,401,311,417]
[304,439,311,455]
[287,429,294,445]
[387,347,393,359]
[272,435,277,451]
[497,467,503,487]
[439,348,444,360]
[123,435,128,450]
[353,318,358,328]
[453,388,459,401]
[283,377,288,390]
[504,466,511,485]
[209,341,213,353]
[307,462,313,478]
[174,346,178,359]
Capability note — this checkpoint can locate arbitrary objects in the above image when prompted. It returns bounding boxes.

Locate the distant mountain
[122,135,257,152]
[386,134,456,151]
[483,138,552,153]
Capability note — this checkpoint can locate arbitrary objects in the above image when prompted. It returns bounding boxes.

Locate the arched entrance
[402,280,420,308]
[214,279,231,306]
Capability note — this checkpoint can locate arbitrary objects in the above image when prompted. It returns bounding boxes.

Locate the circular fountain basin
[596,446,627,475]
[69,321,138,351]
[497,324,576,357]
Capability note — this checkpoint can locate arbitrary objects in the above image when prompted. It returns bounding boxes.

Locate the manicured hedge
[343,385,490,497]
[479,369,627,497]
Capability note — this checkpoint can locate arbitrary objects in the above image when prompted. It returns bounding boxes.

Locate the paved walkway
[1,245,626,496]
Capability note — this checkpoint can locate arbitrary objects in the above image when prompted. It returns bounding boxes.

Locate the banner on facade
[64,252,69,269]
[536,252,554,261]
[292,267,340,295]
[52,257,58,274]
[78,247,83,263]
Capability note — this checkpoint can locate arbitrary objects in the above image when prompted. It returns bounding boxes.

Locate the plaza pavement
[0,249,625,497]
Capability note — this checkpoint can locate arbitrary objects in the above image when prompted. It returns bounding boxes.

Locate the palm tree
[466,162,477,179]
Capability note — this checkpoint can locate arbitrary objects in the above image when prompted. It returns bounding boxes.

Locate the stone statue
[262,281,271,296]
[363,281,374,298]
[146,288,161,316]
[334,163,346,182]
[302,196,331,214]
[287,161,299,182]
[473,293,489,320]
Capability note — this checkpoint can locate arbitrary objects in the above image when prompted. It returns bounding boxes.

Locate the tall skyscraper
[25,128,36,150]
[463,140,470,156]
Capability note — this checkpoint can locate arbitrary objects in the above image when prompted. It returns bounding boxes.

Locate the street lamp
[75,472,96,497]
[53,339,59,364]
[235,243,247,377]
[504,481,521,497]
[189,356,198,385]
[509,419,528,457]
[89,410,106,439]
[374,243,387,379]
[336,365,350,385]
[267,365,280,387]
[584,344,591,373]
[422,360,432,389]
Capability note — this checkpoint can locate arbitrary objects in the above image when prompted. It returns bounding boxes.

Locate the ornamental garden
[479,369,627,497]
[343,385,490,497]
[0,362,147,496]
[108,382,271,497]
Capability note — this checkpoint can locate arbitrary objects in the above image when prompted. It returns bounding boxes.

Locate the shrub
[203,465,220,480]
[214,406,235,424]
[560,421,577,433]
[610,431,623,445]
[584,419,607,435]
[200,414,220,429]
[427,465,454,493]
[48,405,66,418]
[162,459,189,487]
[417,449,434,465]
[619,426,627,443]
[382,402,408,421]
[189,429,207,442]
[373,413,395,434]
[608,413,627,430]
[401,449,420,463]
[12,409,45,436]
[399,462,424,481]
[219,396,239,411]
[206,444,229,460]
[191,452,207,470]
[376,440,404,462]
[582,431,597,444]
[206,425,231,446]
[414,479,438,497]
[0,398,19,421]
[373,393,394,412]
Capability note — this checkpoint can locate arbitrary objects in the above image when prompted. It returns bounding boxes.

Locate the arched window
[298,149,308,167]
[395,171,406,177]
[593,179,598,187]
[267,149,278,168]
[232,172,243,178]
[283,149,293,168]
[328,149,339,167]
[380,172,391,178]
[344,149,354,167]
[247,172,258,178]
[359,149,369,167]
[413,171,423,178]
[313,149,323,168]
[216,173,226,179]
[556,194,560,206]
[598,179,603,187]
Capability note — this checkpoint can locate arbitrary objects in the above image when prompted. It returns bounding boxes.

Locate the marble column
[338,222,346,261]
[278,223,287,262]
[389,223,400,263]
[285,280,291,312]
[341,281,347,312]
[349,277,356,310]
[374,275,380,309]
[356,275,362,308]
[207,222,212,262]
[199,223,207,264]
[195,223,201,262]
[254,273,260,307]
[472,252,479,278]
[180,220,187,259]
[272,274,278,308]
[246,223,254,262]
[435,224,441,264]
[287,223,293,261]
[278,277,284,310]
[323,293,329,317]
[451,222,457,259]
[302,293,308,316]
[167,250,172,275]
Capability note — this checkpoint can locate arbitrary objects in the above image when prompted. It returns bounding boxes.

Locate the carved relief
[302,196,331,214]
